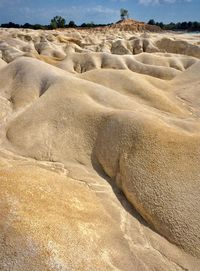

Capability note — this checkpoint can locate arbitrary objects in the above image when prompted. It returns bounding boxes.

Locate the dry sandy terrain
[0,25,200,270]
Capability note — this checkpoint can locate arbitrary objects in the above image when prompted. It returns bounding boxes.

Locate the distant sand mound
[110,19,162,32]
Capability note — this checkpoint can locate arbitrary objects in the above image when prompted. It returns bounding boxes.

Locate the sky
[0,0,199,25]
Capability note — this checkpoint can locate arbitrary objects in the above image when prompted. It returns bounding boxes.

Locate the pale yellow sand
[0,27,200,270]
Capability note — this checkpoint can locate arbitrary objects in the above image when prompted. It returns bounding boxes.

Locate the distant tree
[156,22,164,29]
[1,22,20,28]
[120,9,129,20]
[164,22,176,30]
[68,21,76,28]
[188,21,192,29]
[148,19,155,25]
[180,21,188,29]
[176,22,182,29]
[50,16,66,29]
[33,24,44,30]
[80,22,95,28]
[50,20,57,29]
[23,23,32,29]
[87,21,95,27]
[192,21,200,30]
[146,19,200,31]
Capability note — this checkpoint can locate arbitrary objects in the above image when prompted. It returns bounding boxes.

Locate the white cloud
[0,0,23,7]
[139,0,192,5]
[84,6,119,15]
[13,5,119,24]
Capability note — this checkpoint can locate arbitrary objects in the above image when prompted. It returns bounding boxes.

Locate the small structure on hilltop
[120,9,129,21]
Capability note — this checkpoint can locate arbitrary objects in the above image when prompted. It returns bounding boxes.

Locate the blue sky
[0,0,199,25]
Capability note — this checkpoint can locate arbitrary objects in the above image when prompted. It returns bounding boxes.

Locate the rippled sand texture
[0,27,200,271]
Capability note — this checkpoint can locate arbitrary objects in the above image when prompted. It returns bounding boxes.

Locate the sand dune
[0,27,200,270]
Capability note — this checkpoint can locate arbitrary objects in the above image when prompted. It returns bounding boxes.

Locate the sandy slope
[0,27,200,270]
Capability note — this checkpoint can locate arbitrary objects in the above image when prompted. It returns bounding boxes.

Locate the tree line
[0,16,111,30]
[1,15,199,31]
[148,19,200,31]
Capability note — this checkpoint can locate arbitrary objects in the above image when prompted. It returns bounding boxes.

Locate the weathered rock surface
[0,28,200,270]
